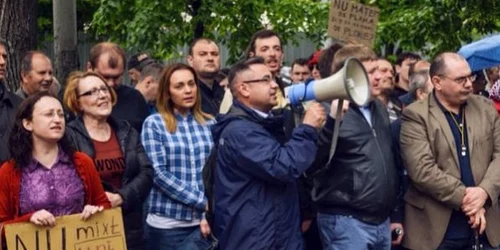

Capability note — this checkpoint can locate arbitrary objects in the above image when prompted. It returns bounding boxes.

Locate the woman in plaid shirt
[141,63,214,250]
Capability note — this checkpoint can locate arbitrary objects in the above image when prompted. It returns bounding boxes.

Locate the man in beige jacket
[400,52,500,249]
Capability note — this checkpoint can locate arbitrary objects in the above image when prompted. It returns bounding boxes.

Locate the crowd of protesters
[0,27,499,250]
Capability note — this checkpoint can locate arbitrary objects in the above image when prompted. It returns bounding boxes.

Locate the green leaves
[36,0,500,64]
[373,0,500,58]
[88,0,330,63]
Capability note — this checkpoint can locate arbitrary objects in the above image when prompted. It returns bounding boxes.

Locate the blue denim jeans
[317,213,391,250]
[148,225,214,250]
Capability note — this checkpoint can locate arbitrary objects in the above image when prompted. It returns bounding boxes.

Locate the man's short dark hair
[396,52,421,66]
[332,45,377,74]
[139,63,164,82]
[429,53,450,78]
[188,38,218,56]
[228,57,266,94]
[89,42,126,70]
[245,30,281,59]
[291,58,309,70]
[20,51,48,75]
[408,61,418,79]
[318,43,343,78]
[473,70,487,85]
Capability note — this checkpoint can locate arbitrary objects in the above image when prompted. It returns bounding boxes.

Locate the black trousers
[303,218,323,250]
[437,235,499,250]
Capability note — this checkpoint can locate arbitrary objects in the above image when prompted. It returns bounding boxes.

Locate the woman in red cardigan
[0,91,110,230]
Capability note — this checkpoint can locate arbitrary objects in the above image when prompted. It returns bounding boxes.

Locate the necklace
[448,108,466,156]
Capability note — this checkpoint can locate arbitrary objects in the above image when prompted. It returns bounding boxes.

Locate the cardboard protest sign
[328,0,380,47]
[5,208,127,250]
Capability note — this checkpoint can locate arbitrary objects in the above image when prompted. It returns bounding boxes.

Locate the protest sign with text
[328,0,380,47]
[5,208,127,250]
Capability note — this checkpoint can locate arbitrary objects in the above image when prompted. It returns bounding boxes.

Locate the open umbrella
[458,34,500,72]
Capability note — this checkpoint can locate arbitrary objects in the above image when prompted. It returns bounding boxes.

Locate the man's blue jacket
[212,101,318,250]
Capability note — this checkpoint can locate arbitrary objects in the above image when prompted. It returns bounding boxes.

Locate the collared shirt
[19,149,85,217]
[434,92,474,239]
[360,105,372,127]
[251,108,270,118]
[199,79,224,116]
[387,101,399,123]
[141,112,214,221]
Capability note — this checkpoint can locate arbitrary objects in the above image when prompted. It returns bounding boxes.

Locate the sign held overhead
[328,0,380,47]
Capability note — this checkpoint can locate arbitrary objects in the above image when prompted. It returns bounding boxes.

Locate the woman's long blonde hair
[157,63,212,133]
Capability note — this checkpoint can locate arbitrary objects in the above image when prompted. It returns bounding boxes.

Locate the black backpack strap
[202,115,247,232]
[202,143,218,228]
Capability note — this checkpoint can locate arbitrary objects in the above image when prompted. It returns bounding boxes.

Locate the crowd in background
[0,27,500,250]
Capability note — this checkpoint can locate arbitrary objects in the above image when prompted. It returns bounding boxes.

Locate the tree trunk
[0,0,38,91]
[53,0,79,86]
[190,0,204,40]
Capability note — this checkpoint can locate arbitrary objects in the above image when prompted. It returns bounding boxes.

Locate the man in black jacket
[312,45,399,250]
[86,42,150,133]
[0,40,23,165]
[186,38,224,116]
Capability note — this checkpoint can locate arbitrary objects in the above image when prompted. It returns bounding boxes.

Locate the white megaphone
[285,57,371,107]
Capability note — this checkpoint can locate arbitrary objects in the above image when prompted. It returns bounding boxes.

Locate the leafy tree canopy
[369,0,500,59]
[88,0,329,63]
[38,0,500,62]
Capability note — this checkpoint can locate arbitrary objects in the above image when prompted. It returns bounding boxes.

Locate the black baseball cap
[128,53,154,70]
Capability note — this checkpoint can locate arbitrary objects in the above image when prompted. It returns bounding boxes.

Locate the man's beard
[380,79,394,96]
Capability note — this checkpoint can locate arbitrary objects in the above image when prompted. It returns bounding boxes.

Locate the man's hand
[390,223,404,245]
[468,208,487,234]
[200,219,211,238]
[301,219,312,233]
[105,192,124,208]
[329,99,350,120]
[302,102,326,129]
[462,187,488,216]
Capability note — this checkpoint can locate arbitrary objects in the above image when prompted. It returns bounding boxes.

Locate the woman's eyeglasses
[78,86,110,98]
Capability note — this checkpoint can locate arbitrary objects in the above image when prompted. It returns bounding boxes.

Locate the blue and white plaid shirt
[141,113,214,221]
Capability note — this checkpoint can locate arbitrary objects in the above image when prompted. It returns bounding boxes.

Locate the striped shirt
[141,112,214,221]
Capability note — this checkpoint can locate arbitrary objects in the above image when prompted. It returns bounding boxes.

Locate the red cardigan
[494,100,500,116]
[0,152,111,227]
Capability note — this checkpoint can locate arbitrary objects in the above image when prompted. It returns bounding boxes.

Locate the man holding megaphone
[303,45,399,250]
[211,57,326,250]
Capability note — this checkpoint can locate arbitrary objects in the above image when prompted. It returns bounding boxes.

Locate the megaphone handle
[327,99,344,161]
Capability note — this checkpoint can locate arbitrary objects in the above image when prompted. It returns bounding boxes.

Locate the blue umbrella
[458,34,500,72]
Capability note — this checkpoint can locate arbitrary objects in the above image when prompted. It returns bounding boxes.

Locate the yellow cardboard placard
[5,207,127,250]
[328,0,380,47]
